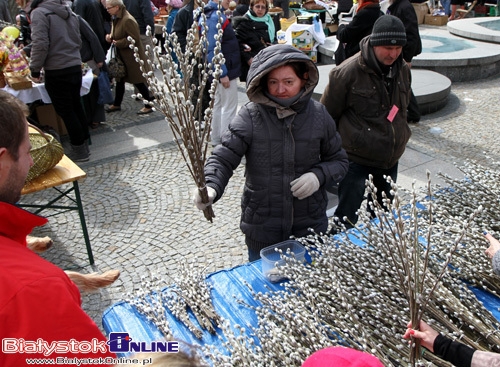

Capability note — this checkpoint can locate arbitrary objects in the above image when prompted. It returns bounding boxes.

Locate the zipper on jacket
[388,82,397,165]
[287,120,295,231]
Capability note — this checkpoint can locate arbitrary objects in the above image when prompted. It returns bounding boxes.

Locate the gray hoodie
[29,0,81,76]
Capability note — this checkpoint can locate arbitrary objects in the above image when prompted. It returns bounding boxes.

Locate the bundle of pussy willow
[202,170,500,366]
[130,0,227,222]
[127,162,500,366]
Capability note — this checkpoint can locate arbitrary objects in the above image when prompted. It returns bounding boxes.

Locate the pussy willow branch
[124,161,500,366]
[130,1,228,222]
[318,172,488,366]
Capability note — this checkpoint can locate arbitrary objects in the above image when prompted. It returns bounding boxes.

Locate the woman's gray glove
[290,172,320,200]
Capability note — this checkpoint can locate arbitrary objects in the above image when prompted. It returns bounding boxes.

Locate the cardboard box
[35,104,68,136]
[327,23,338,34]
[280,16,296,31]
[291,30,315,51]
[424,14,448,25]
[413,3,430,24]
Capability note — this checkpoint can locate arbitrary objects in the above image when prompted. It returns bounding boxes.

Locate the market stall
[1,68,94,104]
[103,240,500,360]
[102,156,500,366]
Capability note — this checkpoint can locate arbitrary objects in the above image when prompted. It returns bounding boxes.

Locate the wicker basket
[26,124,64,183]
[5,72,32,90]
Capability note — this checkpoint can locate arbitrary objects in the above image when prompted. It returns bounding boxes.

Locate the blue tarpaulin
[102,257,500,357]
[102,260,285,356]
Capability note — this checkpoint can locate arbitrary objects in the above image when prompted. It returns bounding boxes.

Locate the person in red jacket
[0,91,116,367]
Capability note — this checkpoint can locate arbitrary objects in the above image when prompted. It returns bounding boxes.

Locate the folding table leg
[73,180,94,265]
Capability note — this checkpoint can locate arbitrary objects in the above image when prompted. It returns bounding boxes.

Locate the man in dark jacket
[78,16,105,72]
[78,15,106,129]
[387,0,422,123]
[73,0,109,53]
[172,0,196,52]
[320,15,412,230]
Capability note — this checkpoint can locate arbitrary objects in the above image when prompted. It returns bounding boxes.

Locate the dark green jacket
[321,36,412,169]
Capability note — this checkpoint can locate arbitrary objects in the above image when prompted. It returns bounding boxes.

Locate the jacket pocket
[307,189,327,218]
[241,185,269,224]
[392,118,412,161]
[338,114,371,152]
[349,87,379,117]
[339,114,392,164]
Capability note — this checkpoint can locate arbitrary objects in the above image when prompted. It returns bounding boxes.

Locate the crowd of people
[1,0,499,365]
[0,0,156,162]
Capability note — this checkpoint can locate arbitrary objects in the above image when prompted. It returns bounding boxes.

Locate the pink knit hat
[301,347,385,367]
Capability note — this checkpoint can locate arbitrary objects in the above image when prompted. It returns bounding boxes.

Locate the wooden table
[20,153,94,265]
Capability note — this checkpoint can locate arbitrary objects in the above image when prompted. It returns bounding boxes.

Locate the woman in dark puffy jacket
[232,0,275,81]
[193,44,349,261]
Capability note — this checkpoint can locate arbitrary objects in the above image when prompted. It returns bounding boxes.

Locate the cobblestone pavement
[26,144,247,330]
[23,71,500,331]
[409,74,500,166]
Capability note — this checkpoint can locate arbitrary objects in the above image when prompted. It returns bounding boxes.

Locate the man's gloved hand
[192,186,216,210]
[290,172,320,200]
